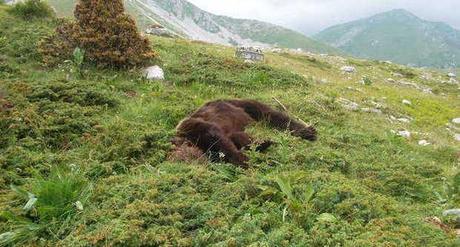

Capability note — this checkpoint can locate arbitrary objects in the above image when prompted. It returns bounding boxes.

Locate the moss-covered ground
[0,4,459,246]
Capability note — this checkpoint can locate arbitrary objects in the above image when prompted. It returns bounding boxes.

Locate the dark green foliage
[8,0,54,19]
[27,82,118,108]
[0,56,19,78]
[0,79,119,189]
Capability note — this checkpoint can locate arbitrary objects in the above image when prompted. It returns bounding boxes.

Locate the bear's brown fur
[171,99,317,168]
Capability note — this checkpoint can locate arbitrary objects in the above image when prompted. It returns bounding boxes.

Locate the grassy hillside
[0,4,459,246]
[315,9,460,68]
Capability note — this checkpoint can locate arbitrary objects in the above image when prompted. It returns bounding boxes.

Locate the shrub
[40,0,155,68]
[0,167,92,246]
[7,0,54,19]
[362,76,373,85]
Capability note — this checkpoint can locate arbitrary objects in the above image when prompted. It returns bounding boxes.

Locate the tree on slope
[41,0,155,68]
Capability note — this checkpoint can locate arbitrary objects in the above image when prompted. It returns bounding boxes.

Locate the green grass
[0,5,459,246]
[0,167,91,246]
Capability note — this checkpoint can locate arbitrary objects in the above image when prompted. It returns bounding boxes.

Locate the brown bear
[170,99,317,168]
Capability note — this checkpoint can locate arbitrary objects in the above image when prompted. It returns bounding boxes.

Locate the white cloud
[188,0,460,35]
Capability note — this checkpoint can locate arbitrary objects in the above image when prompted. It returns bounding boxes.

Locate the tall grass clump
[7,0,54,19]
[0,167,92,246]
[40,0,155,68]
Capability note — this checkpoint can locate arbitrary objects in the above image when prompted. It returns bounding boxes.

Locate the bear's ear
[171,137,187,146]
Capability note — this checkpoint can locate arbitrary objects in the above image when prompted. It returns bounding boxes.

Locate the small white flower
[75,201,84,211]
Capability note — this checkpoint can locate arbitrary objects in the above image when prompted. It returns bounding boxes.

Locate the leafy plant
[362,76,373,86]
[7,0,54,19]
[0,36,6,49]
[65,47,85,78]
[0,167,92,246]
[275,175,315,221]
[435,172,460,207]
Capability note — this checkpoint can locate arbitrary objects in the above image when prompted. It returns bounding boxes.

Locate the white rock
[397,130,411,138]
[453,118,460,124]
[447,72,457,78]
[447,78,458,84]
[402,99,412,105]
[341,66,356,73]
[144,66,164,81]
[338,98,360,111]
[344,102,360,111]
[361,108,382,114]
[398,118,411,123]
[422,88,433,94]
[455,134,460,142]
[418,140,430,146]
[387,78,395,83]
[443,209,460,216]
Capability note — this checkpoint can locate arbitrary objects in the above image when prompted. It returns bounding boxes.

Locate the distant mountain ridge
[46,0,338,54]
[314,9,460,68]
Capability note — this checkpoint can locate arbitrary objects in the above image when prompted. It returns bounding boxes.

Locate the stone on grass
[447,78,458,84]
[338,98,360,111]
[418,140,430,146]
[455,134,460,142]
[402,99,412,105]
[361,108,382,114]
[447,72,456,78]
[144,65,164,81]
[443,209,460,217]
[397,130,411,138]
[452,118,460,125]
[341,66,356,73]
[398,118,411,123]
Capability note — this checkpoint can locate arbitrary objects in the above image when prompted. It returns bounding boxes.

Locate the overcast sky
[188,0,460,35]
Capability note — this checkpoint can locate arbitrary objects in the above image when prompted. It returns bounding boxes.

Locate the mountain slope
[314,9,460,68]
[46,0,338,54]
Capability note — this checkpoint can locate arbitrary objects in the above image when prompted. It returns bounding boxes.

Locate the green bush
[8,0,54,19]
[0,167,92,246]
[362,76,373,85]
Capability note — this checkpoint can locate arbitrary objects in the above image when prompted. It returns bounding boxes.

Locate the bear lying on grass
[170,99,317,168]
